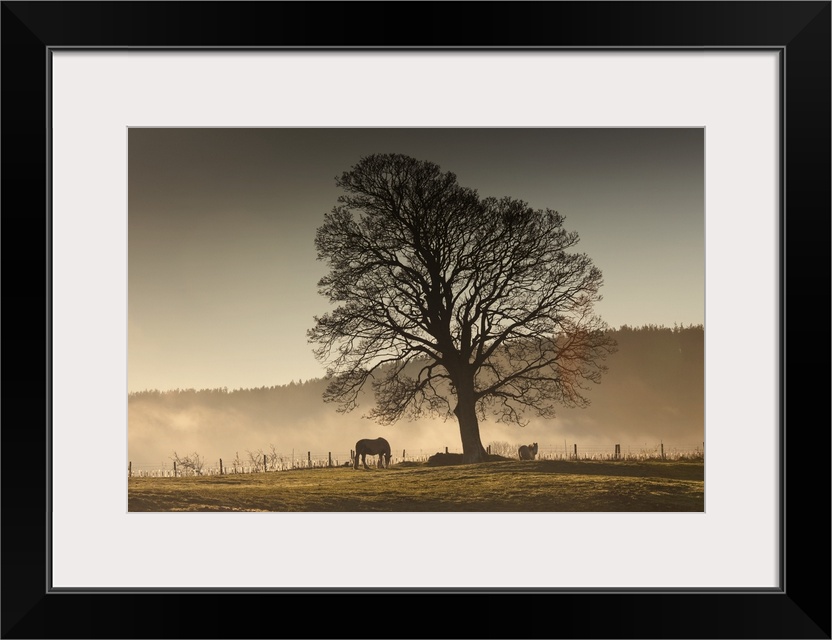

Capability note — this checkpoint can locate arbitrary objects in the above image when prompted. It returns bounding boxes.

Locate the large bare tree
[308,154,616,463]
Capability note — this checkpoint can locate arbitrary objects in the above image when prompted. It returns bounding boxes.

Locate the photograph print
[127,127,704,512]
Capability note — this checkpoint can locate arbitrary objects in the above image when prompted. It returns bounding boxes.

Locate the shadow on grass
[420,458,703,481]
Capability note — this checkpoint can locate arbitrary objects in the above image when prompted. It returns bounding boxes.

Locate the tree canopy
[308,153,616,463]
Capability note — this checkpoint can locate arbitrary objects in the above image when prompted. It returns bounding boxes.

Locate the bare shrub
[170,451,205,476]
[247,448,265,472]
[266,444,284,471]
[487,441,516,457]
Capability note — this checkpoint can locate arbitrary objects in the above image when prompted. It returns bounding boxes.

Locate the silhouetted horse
[354,437,392,470]
[518,442,538,460]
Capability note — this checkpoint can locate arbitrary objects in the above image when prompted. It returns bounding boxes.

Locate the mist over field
[128,325,703,468]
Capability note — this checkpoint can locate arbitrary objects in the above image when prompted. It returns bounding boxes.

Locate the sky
[128,128,704,393]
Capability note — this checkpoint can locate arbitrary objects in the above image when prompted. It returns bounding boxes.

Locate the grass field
[128,459,704,512]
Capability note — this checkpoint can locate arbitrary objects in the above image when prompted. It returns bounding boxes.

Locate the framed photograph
[125,126,706,515]
[3,2,829,638]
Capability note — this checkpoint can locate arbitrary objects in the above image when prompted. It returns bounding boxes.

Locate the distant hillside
[128,325,704,466]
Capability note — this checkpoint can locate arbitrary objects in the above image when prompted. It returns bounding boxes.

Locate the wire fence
[535,442,704,462]
[128,441,703,477]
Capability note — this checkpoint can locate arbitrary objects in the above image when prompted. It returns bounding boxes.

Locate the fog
[128,326,704,468]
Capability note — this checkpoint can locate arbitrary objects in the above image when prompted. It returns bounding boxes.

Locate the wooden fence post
[219,458,223,475]
[402,449,406,460]
[661,442,665,460]
[128,461,132,478]
[173,461,177,477]
[615,444,621,460]
[328,452,332,467]
[445,446,448,454]
[308,451,311,467]
[573,444,578,460]
[264,454,267,472]
[487,445,491,455]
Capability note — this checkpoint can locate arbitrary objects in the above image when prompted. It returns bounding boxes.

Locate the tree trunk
[453,375,487,464]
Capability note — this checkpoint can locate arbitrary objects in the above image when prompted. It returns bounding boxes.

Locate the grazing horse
[354,437,392,470]
[518,442,538,460]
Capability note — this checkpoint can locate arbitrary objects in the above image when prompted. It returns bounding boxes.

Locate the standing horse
[518,442,538,460]
[354,437,392,470]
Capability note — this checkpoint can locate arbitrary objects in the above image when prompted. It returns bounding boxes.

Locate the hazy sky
[128,128,704,392]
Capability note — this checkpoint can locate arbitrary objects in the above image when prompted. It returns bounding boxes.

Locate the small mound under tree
[309,154,616,464]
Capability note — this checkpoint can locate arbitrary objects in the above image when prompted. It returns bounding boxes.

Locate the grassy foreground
[128,459,703,512]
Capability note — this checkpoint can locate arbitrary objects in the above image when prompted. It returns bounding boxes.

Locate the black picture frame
[2,2,829,638]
